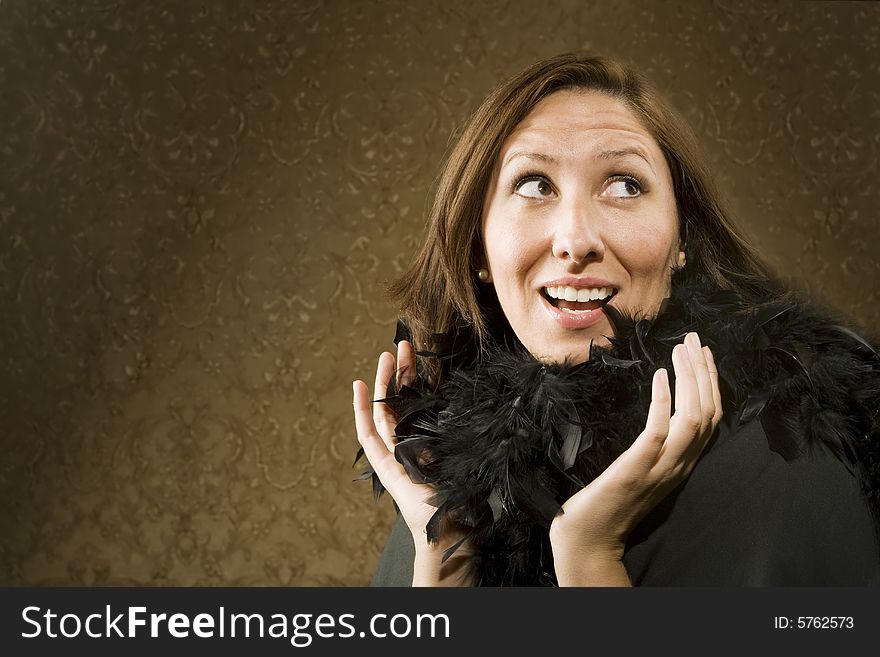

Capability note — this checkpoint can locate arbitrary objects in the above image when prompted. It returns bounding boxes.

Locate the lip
[539,288,615,330]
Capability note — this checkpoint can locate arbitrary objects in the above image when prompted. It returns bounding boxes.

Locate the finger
[354,380,413,498]
[397,340,416,388]
[645,367,671,441]
[353,380,394,472]
[604,368,671,478]
[685,333,715,434]
[665,341,700,458]
[704,346,722,426]
[372,352,398,451]
[635,368,672,462]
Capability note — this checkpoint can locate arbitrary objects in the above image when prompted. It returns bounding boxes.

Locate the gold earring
[477,268,491,282]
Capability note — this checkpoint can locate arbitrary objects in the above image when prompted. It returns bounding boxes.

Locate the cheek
[485,225,543,280]
[610,225,678,285]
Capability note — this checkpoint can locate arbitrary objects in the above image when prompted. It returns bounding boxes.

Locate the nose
[550,197,605,264]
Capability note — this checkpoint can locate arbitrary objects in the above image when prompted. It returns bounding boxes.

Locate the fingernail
[655,368,668,387]
[653,369,666,398]
[673,346,684,368]
[674,343,692,369]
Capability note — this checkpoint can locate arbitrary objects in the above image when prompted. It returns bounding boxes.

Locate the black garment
[372,418,880,586]
[362,271,880,586]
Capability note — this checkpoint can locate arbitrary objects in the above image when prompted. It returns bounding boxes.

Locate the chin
[531,344,592,365]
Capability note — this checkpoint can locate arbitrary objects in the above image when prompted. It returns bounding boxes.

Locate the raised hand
[549,332,722,586]
[353,340,472,586]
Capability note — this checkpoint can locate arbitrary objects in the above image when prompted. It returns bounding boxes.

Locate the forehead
[499,89,661,164]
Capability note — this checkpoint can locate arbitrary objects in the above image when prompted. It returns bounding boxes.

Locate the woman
[353,52,880,586]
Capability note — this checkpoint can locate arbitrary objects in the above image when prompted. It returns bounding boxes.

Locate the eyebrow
[501,151,558,169]
[501,147,656,175]
[595,147,656,175]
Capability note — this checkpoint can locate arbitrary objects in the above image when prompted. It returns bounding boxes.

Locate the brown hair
[388,51,775,380]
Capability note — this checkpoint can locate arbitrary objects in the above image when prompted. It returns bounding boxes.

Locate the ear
[676,249,686,269]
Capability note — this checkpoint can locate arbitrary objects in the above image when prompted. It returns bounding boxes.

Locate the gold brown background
[1,0,877,585]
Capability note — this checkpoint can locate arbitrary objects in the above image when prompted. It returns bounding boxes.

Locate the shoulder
[698,286,880,519]
[624,418,880,585]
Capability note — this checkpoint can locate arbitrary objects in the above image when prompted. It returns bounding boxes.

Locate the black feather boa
[358,270,880,586]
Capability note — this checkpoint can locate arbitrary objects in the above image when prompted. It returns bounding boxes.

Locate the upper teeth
[545,286,613,302]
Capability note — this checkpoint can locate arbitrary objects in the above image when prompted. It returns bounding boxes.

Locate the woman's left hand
[549,332,722,586]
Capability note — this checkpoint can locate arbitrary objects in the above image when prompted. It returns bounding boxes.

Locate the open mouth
[541,285,617,313]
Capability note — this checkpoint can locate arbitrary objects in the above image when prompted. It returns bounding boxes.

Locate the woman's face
[481,89,683,364]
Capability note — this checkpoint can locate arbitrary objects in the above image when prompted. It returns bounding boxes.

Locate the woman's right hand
[353,340,473,586]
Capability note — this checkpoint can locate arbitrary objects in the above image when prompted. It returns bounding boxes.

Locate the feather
[356,267,880,586]
[756,303,795,327]
[761,407,803,461]
[739,389,771,426]
[353,468,374,482]
[393,318,411,345]
[833,325,878,358]
[634,318,655,365]
[487,488,503,521]
[560,420,582,470]
[393,437,434,484]
[769,345,813,386]
[371,471,385,502]
[601,352,641,368]
[577,429,595,454]
[425,507,442,544]
[441,535,470,563]
[352,446,365,468]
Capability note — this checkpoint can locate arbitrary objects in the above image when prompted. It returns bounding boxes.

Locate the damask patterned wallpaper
[0,0,877,585]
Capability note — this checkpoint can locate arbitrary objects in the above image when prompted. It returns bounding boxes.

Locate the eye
[514,175,555,199]
[604,175,643,199]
